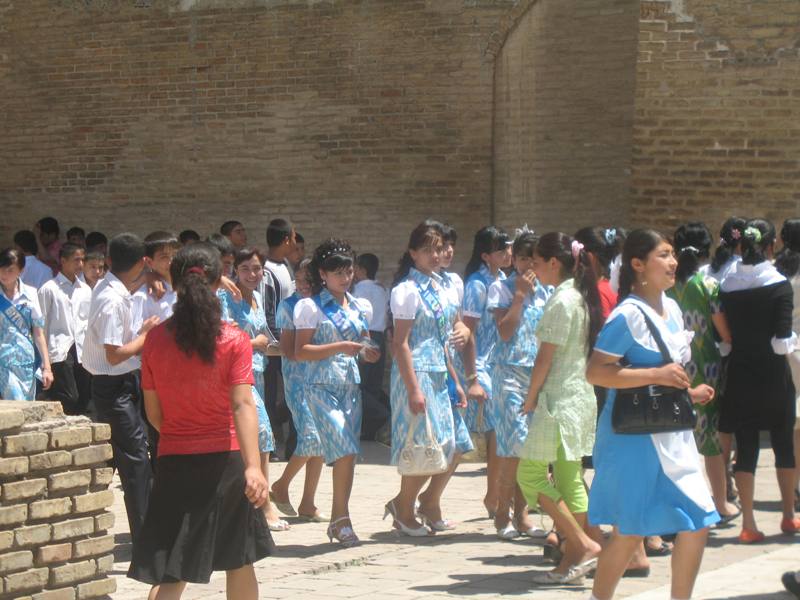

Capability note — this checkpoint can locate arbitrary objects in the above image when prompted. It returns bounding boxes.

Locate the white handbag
[397,409,449,477]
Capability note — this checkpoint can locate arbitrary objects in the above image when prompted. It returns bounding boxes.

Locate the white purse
[397,409,449,477]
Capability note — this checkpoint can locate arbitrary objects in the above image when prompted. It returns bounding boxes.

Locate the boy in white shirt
[353,252,389,440]
[14,230,54,289]
[38,243,93,415]
[131,231,180,331]
[82,233,159,542]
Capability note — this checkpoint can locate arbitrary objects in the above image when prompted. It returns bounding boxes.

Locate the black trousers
[359,331,389,440]
[92,371,152,542]
[734,421,796,474]
[47,344,93,416]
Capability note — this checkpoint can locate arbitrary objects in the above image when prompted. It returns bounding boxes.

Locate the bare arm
[711,312,732,344]
[294,328,361,361]
[143,389,163,432]
[33,326,53,389]
[460,316,487,401]
[586,349,690,389]
[230,383,268,507]
[392,318,427,414]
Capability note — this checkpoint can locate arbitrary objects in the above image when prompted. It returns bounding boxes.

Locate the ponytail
[711,216,746,273]
[673,222,712,283]
[392,251,416,287]
[776,218,800,278]
[740,218,775,266]
[169,242,223,363]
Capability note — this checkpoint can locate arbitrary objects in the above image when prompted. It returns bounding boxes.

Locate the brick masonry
[0,402,115,600]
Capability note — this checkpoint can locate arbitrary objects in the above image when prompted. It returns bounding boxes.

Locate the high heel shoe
[394,518,431,537]
[416,505,457,532]
[383,500,398,522]
[326,517,360,547]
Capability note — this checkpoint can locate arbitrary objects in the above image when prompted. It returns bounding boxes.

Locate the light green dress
[520,278,597,462]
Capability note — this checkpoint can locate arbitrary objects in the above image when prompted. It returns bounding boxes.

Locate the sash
[282,294,301,320]
[414,280,449,348]
[314,293,368,343]
[0,292,41,371]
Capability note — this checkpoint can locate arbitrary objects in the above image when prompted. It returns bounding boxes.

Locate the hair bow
[743,226,762,243]
[604,228,617,245]
[730,228,742,241]
[571,240,584,260]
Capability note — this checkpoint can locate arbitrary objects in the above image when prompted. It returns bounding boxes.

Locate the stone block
[14,524,52,547]
[29,497,72,521]
[3,567,49,595]
[95,553,113,575]
[2,478,47,502]
[48,428,93,450]
[29,451,71,472]
[51,517,94,542]
[72,535,113,559]
[48,470,91,492]
[91,468,113,487]
[0,504,28,527]
[32,588,76,600]
[89,423,111,443]
[93,513,114,533]
[76,576,116,599]
[50,559,95,587]
[0,531,13,552]
[72,490,113,514]
[0,408,25,432]
[70,445,112,467]
[3,432,49,456]
[36,543,72,565]
[0,456,29,478]
[0,550,33,574]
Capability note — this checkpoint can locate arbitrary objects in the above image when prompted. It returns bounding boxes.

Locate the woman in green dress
[668,222,740,523]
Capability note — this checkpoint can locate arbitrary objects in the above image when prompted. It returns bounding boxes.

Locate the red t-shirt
[141,321,254,456]
[597,278,618,320]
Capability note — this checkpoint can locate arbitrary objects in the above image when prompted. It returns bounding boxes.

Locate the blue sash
[282,294,301,319]
[0,291,41,372]
[414,279,459,405]
[314,293,368,343]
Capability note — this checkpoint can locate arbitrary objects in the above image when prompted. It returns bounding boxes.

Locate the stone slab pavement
[110,442,798,599]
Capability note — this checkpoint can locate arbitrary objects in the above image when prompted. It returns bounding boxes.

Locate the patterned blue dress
[455,264,505,433]
[276,294,323,458]
[390,268,458,466]
[293,289,371,465]
[487,274,552,457]
[0,281,44,401]
[589,296,720,535]
[440,271,473,454]
[219,290,275,453]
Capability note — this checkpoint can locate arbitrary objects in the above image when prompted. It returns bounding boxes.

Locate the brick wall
[492,0,641,235]
[631,0,800,236]
[0,0,516,281]
[0,401,115,600]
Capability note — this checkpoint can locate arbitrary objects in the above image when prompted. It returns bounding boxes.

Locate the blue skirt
[490,364,531,458]
[283,375,323,458]
[252,371,275,454]
[305,383,361,465]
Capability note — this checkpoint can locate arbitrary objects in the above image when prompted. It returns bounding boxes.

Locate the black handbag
[611,306,697,435]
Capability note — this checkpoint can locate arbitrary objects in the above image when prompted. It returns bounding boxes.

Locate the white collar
[721,260,785,292]
[103,272,133,299]
[2,280,35,303]
[55,272,85,289]
[613,294,692,364]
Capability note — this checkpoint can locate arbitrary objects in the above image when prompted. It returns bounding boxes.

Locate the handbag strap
[632,305,674,365]
[405,404,437,447]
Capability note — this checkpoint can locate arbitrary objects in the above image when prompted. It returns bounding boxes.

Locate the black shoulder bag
[611,306,697,435]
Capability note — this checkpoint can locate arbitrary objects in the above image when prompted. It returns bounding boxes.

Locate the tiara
[320,246,350,261]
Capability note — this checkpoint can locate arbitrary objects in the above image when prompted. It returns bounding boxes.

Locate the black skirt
[128,451,274,585]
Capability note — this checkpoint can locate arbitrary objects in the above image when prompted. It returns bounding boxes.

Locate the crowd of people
[2,214,800,599]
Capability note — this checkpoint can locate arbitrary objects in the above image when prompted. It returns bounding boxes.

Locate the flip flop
[644,540,672,557]
[298,512,329,523]
[268,518,291,532]
[269,491,297,517]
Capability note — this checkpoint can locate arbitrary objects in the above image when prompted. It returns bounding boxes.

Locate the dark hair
[441,224,457,245]
[673,222,713,283]
[206,233,235,258]
[220,221,242,237]
[266,218,294,248]
[37,217,59,236]
[776,219,800,279]
[178,229,201,245]
[536,232,603,352]
[393,220,444,287]
[309,238,355,294]
[464,226,511,279]
[144,231,180,258]
[294,232,305,245]
[168,243,223,363]
[356,253,379,280]
[740,218,775,266]
[85,251,105,264]
[13,230,38,255]
[59,242,85,260]
[66,227,85,241]
[710,216,746,272]
[85,231,107,251]
[617,229,670,300]
[0,248,26,271]
[233,246,262,269]
[573,226,620,277]
[512,232,538,258]
[108,233,146,274]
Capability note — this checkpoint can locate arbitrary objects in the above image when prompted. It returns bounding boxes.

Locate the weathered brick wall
[0,401,115,600]
[491,0,640,235]
[0,0,516,281]
[631,0,800,236]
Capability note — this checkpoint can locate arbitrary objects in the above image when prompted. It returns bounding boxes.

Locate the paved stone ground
[111,442,798,599]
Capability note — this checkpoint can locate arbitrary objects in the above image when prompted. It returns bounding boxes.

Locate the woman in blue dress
[269,259,326,522]
[294,239,378,547]
[457,226,512,518]
[386,221,468,536]
[0,248,53,400]
[488,230,552,539]
[587,229,719,600]
[219,248,285,531]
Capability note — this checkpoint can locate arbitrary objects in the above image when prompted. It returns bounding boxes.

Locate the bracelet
[466,373,478,383]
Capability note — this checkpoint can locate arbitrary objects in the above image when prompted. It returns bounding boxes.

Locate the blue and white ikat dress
[0,281,44,401]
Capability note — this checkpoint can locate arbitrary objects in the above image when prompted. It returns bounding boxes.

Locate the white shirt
[131,281,176,333]
[37,273,92,363]
[2,280,44,322]
[21,255,54,289]
[264,259,295,301]
[353,279,388,332]
[82,273,140,376]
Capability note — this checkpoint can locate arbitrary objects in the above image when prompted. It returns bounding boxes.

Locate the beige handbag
[461,404,488,463]
[397,409,448,477]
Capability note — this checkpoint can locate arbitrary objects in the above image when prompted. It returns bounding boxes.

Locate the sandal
[267,518,290,532]
[644,538,672,557]
[269,490,297,517]
[738,528,764,543]
[326,517,360,547]
[298,511,329,523]
[417,507,457,532]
